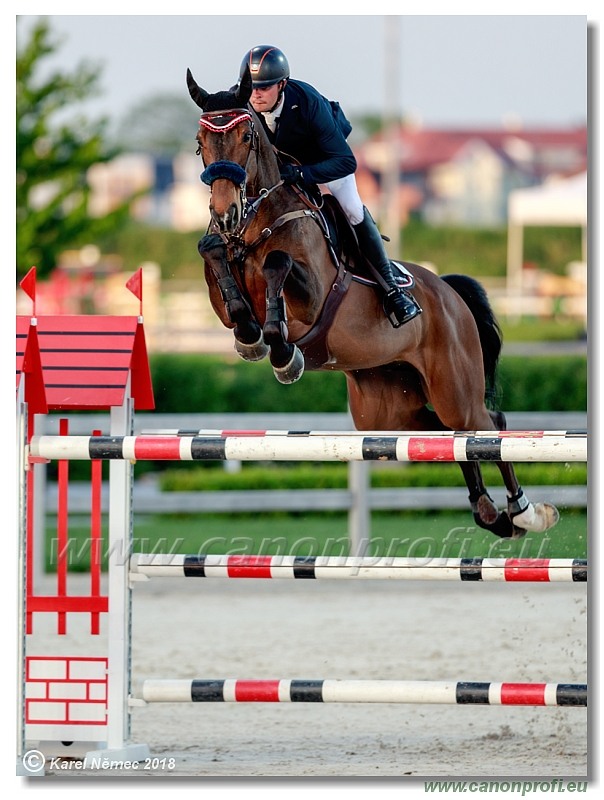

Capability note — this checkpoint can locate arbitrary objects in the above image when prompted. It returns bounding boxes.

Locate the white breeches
[324,173,365,225]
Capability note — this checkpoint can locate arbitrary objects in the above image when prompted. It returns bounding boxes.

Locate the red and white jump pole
[28,431,587,463]
[141,678,587,707]
[129,554,588,583]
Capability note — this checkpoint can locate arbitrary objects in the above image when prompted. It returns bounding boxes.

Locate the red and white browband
[199,109,252,133]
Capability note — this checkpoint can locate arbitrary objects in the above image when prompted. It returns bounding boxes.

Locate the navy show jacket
[268,79,357,186]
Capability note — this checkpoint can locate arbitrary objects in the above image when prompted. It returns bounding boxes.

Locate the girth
[294,258,353,370]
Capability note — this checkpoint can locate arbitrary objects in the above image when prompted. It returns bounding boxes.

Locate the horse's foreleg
[198,234,268,361]
[262,250,304,384]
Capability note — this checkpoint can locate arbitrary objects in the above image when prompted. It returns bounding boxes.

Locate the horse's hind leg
[262,250,304,384]
[461,409,559,537]
[403,380,557,537]
[198,234,268,361]
[457,462,515,538]
[415,408,518,538]
[346,369,506,534]
[488,410,560,536]
[457,411,558,538]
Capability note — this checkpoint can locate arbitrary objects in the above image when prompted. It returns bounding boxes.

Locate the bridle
[197,108,257,190]
[198,108,279,227]
[196,107,317,257]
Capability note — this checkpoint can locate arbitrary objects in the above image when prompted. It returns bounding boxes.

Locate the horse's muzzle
[210,202,240,233]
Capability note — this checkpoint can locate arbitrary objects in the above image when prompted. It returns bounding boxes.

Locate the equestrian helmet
[240,45,290,87]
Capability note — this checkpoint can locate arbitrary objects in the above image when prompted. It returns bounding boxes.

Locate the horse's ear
[236,65,253,105]
[186,68,209,109]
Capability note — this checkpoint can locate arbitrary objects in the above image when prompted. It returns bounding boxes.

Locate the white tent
[506,172,587,293]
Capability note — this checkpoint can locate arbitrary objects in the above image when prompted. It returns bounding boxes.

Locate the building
[355,124,587,227]
[85,125,587,232]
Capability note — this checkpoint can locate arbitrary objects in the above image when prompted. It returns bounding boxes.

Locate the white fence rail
[39,411,588,436]
[47,483,586,515]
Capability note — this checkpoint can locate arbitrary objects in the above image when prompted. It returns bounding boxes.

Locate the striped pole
[141,428,586,438]
[130,555,588,583]
[28,431,587,462]
[141,679,587,707]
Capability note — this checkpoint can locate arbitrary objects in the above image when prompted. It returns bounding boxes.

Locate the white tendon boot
[508,488,560,533]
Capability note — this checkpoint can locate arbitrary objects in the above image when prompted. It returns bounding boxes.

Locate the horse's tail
[440,274,503,408]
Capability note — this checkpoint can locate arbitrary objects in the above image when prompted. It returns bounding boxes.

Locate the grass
[46,507,587,573]
[499,318,586,342]
[46,462,588,572]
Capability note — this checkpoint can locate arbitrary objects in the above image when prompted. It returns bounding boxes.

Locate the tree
[113,93,200,157]
[16,18,137,280]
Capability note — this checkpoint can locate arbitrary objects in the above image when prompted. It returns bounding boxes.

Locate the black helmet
[239,45,290,88]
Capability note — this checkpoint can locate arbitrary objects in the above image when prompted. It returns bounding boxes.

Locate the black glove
[280,164,304,185]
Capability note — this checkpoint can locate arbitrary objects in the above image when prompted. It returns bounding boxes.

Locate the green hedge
[497,356,587,411]
[149,353,587,414]
[97,220,583,281]
[150,354,348,413]
[159,462,587,493]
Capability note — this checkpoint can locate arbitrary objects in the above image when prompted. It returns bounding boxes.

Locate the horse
[186,65,559,540]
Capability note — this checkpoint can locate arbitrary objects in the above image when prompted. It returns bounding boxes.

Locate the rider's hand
[280,164,304,185]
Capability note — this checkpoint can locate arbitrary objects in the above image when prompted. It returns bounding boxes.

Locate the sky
[14,12,591,131]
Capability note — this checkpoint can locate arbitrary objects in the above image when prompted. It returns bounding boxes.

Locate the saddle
[299,190,415,290]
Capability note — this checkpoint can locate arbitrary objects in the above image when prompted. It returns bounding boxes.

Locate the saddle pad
[352,260,415,290]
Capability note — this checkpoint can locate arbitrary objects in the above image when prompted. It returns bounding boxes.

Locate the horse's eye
[242,132,252,143]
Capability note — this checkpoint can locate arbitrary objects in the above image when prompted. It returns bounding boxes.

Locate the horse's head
[187,66,276,234]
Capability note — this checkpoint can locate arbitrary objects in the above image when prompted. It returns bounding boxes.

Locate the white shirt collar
[262,93,285,133]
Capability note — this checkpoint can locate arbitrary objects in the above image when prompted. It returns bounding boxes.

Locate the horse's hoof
[512,502,560,534]
[474,492,500,525]
[272,346,305,384]
[234,335,269,362]
[473,510,515,539]
[534,502,560,532]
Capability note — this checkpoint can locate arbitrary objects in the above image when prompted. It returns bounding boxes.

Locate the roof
[16,315,155,411]
[360,126,588,176]
[16,319,47,415]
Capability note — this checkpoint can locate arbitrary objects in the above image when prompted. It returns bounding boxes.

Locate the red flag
[126,267,143,301]
[20,266,37,302]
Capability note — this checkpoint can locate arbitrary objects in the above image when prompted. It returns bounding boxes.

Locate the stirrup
[383,288,422,328]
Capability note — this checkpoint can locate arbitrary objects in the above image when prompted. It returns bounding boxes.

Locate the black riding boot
[354,207,422,328]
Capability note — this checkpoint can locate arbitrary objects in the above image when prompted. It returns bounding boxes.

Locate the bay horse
[186,65,559,539]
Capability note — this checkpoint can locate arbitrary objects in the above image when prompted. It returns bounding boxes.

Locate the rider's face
[249,82,282,113]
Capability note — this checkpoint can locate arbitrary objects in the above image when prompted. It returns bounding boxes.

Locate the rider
[238,45,422,328]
